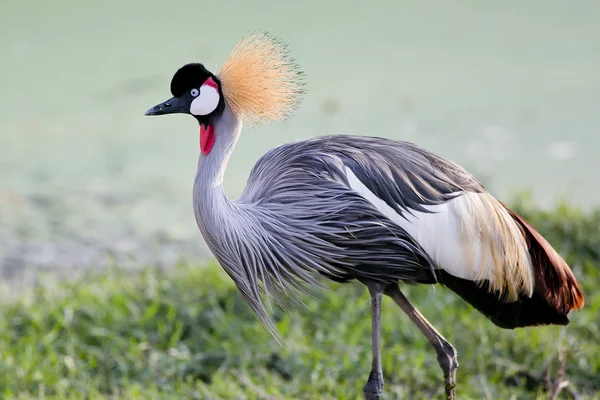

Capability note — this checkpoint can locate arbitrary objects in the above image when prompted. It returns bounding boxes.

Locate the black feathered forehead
[170,63,219,97]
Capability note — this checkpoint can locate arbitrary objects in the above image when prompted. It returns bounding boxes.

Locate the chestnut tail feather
[440,206,584,329]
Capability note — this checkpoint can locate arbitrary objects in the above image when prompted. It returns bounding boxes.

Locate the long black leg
[363,281,386,400]
[385,284,458,400]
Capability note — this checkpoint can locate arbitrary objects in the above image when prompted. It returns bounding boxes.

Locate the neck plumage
[193,105,242,232]
[195,105,242,191]
[192,106,275,332]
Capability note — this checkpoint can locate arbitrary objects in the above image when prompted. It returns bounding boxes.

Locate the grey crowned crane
[145,32,584,400]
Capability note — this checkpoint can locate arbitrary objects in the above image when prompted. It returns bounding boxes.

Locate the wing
[243,135,531,296]
[240,135,582,330]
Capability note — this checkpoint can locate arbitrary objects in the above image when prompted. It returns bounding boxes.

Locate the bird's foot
[363,370,384,400]
[363,386,383,400]
[437,344,458,400]
[444,382,456,400]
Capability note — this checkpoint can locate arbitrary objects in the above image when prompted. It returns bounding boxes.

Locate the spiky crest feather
[217,31,305,124]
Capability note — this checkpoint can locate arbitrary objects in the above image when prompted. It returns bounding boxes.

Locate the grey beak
[144,96,189,116]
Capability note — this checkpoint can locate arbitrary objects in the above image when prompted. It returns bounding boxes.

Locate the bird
[144,31,585,400]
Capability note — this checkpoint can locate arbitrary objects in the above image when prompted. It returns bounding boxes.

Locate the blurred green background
[0,1,599,399]
[2,0,599,280]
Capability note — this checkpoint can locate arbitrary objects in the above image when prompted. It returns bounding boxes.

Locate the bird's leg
[363,281,386,400]
[384,284,458,400]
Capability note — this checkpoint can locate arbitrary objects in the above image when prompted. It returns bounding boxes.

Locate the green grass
[1,198,599,399]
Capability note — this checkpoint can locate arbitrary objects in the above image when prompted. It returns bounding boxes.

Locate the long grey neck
[193,105,242,238]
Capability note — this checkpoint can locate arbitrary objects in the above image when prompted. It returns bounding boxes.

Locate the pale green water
[1,0,599,276]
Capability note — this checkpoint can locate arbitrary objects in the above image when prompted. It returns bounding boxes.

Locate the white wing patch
[190,85,220,116]
[344,166,534,301]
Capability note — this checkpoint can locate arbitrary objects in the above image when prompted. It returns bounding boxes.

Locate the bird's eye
[190,88,200,97]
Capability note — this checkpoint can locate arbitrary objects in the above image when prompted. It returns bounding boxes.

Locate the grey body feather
[193,108,486,336]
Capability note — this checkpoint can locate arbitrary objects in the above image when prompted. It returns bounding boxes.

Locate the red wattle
[200,124,215,155]
[202,77,218,89]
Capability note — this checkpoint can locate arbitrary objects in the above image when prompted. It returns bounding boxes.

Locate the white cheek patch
[190,85,220,116]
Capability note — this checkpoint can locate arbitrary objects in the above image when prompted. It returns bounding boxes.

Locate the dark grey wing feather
[229,134,484,333]
[248,135,484,209]
[322,135,484,215]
